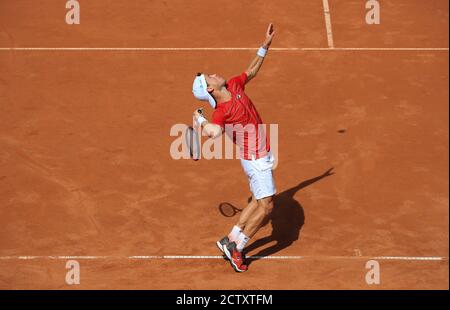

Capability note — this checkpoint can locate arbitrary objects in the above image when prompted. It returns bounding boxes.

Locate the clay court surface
[0,0,448,289]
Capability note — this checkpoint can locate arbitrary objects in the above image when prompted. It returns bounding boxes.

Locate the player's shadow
[244,167,335,265]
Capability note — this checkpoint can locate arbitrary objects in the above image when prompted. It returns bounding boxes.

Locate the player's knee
[259,196,274,216]
[265,200,274,215]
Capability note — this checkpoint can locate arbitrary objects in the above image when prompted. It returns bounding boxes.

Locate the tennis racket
[218,202,243,217]
[185,125,200,161]
[185,108,204,161]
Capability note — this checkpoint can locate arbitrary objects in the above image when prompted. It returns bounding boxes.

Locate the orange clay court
[0,0,448,289]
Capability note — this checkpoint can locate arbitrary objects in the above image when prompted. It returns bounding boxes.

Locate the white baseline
[0,47,448,52]
[0,255,447,261]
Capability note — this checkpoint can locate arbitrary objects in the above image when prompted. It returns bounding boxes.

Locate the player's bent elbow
[204,124,222,139]
[210,128,222,139]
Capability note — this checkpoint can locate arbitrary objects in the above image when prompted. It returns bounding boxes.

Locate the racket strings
[185,126,201,160]
[219,203,242,217]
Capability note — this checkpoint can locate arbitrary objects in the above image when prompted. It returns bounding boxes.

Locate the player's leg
[223,154,276,272]
[216,195,258,252]
[242,195,274,239]
[222,196,273,272]
[235,195,258,232]
[223,196,274,273]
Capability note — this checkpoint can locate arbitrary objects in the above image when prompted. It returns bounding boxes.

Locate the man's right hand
[262,23,275,49]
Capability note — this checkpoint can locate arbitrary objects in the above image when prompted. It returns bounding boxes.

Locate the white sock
[228,225,242,242]
[236,232,250,252]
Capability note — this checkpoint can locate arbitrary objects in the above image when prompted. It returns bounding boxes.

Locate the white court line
[0,255,447,261]
[322,0,335,48]
[0,47,448,52]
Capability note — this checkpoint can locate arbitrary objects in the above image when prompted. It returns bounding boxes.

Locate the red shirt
[212,73,270,160]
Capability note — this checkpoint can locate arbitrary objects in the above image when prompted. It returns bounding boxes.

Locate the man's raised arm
[245,23,275,82]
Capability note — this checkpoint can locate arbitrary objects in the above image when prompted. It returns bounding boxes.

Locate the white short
[240,153,276,200]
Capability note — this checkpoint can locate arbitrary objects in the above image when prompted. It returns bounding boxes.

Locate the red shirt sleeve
[228,72,248,90]
[212,108,226,129]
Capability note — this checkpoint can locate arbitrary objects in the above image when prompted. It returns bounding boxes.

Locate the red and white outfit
[212,73,276,200]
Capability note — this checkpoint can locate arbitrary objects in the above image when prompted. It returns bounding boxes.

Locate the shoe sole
[216,241,225,253]
[223,246,246,273]
[223,244,232,260]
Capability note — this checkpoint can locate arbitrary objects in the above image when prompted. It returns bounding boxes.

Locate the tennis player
[191,24,276,272]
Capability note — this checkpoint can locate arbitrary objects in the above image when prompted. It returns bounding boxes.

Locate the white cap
[192,73,216,109]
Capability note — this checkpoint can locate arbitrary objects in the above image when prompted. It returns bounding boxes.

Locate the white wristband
[196,115,207,127]
[257,47,268,58]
